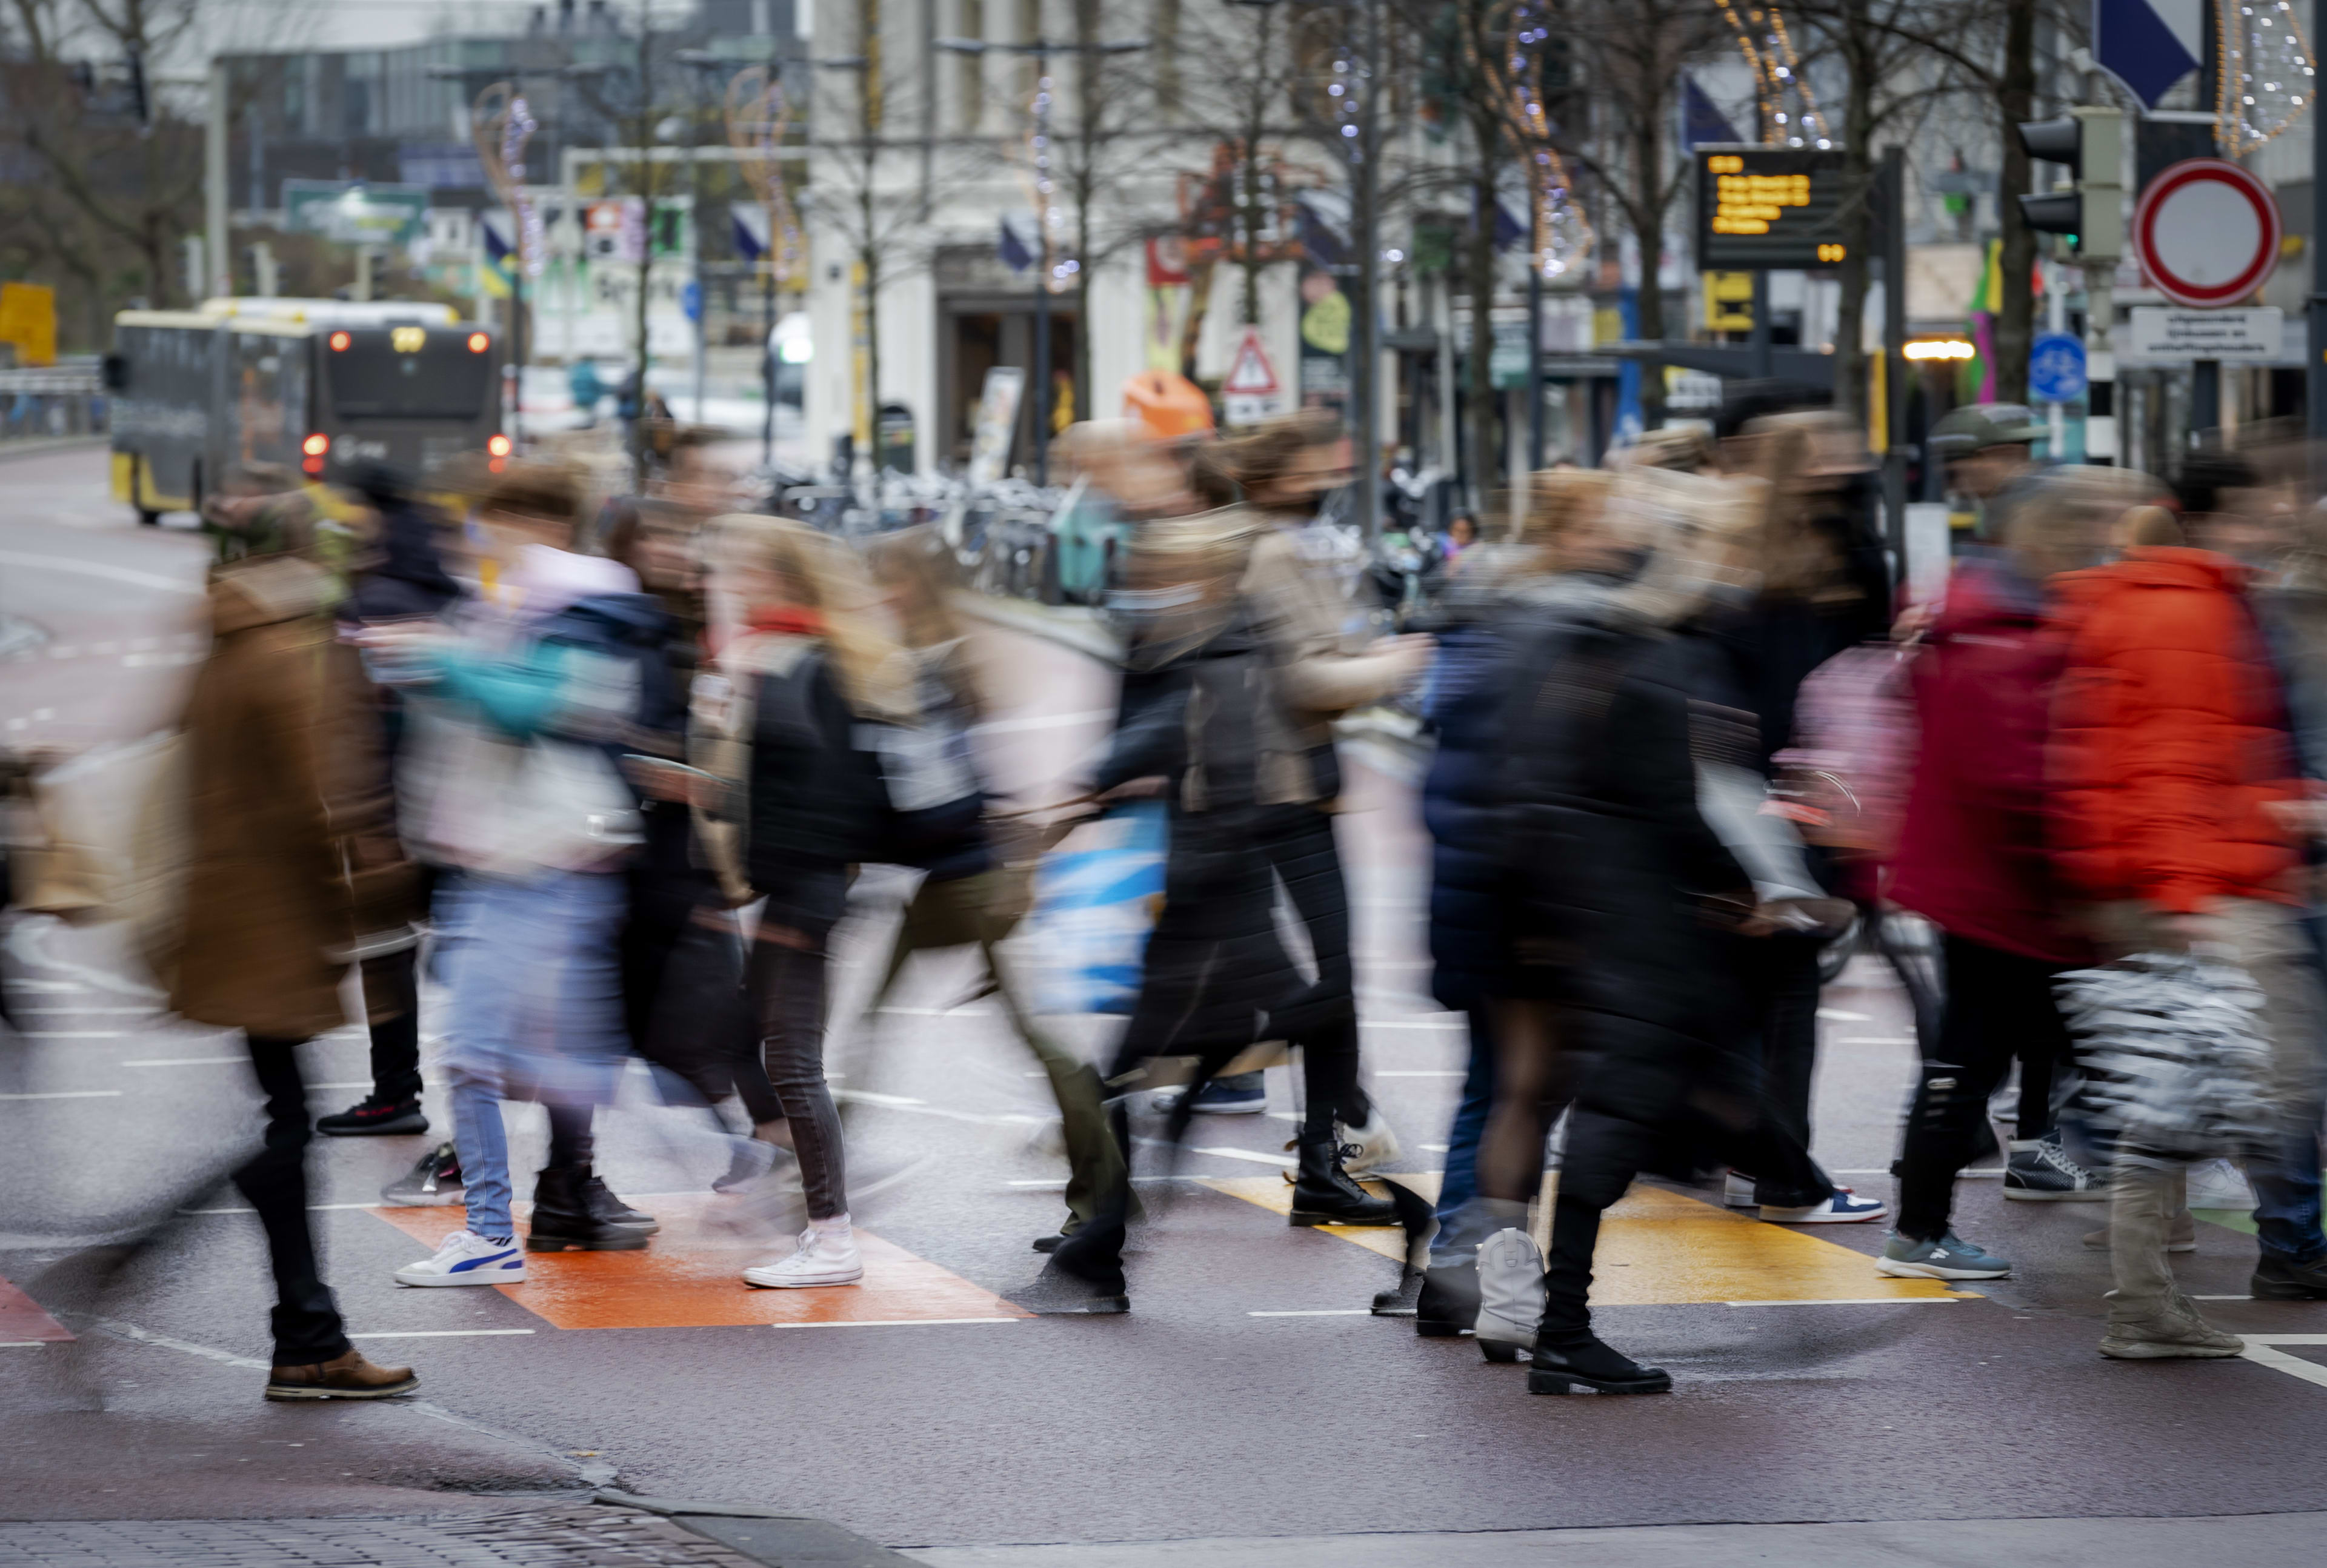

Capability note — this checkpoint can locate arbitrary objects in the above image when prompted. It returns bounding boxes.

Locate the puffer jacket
[1889,556,2088,963]
[2047,546,2300,912]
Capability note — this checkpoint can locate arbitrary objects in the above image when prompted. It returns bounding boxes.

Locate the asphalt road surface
[6,443,2327,1567]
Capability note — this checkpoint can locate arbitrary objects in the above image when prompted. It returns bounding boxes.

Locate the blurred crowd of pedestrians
[8,386,2327,1405]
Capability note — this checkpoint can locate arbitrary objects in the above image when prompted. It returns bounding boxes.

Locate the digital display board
[1695,145,1851,270]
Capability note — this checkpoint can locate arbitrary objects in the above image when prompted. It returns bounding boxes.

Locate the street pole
[1882,146,1908,570]
[1748,269,1772,379]
[2311,0,2327,469]
[1353,0,1382,542]
[1032,51,1053,488]
[1525,257,1543,471]
[205,58,229,299]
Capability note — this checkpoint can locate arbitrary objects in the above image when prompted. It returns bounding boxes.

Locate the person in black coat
[1491,465,1850,1395]
[318,463,463,1140]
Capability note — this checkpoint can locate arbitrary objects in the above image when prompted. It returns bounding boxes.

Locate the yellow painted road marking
[1199,1174,1968,1305]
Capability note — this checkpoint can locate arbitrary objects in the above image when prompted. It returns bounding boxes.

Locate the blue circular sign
[2028,331,2087,404]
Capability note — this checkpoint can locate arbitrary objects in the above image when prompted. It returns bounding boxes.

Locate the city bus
[105,298,504,525]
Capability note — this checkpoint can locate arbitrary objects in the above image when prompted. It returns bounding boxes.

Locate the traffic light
[2016,107,2123,260]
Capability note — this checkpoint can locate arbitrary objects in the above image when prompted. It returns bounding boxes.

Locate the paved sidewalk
[905,1512,2327,1568]
[0,1505,759,1568]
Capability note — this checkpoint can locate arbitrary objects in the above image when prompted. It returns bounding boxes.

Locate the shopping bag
[2055,950,2274,1164]
[18,733,190,982]
[1014,800,1168,1015]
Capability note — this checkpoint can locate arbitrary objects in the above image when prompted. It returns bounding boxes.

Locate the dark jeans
[1748,932,1824,1206]
[747,934,846,1220]
[236,1035,350,1364]
[1894,932,2075,1242]
[2253,913,2327,1266]
[1428,1012,1497,1266]
[361,945,423,1106]
[1256,803,1368,1136]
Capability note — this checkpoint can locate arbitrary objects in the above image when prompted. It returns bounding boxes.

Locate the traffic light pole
[2311,0,2327,461]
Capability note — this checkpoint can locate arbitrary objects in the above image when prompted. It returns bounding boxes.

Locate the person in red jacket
[2048,500,2322,1359]
[1881,473,2119,1285]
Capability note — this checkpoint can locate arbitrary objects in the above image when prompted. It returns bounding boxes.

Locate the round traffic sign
[2132,158,2282,310]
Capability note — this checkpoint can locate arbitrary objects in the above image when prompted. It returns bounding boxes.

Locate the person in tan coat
[169,490,421,1401]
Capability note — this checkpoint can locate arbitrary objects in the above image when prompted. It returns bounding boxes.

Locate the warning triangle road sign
[1222,327,1280,397]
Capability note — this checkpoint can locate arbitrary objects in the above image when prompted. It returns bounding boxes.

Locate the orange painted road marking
[368,1194,1030,1330]
[0,1274,75,1343]
[1200,1174,1966,1305]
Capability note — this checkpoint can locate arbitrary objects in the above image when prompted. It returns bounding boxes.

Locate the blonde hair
[711,513,917,722]
[1516,468,1617,551]
[865,527,982,719]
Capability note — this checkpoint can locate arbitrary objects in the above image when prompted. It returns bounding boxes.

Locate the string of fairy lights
[1025,73,1076,296]
[2217,0,2319,156]
[1486,1,1594,279]
[1714,1,1829,149]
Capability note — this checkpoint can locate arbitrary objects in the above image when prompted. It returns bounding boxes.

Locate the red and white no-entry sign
[2133,158,2282,310]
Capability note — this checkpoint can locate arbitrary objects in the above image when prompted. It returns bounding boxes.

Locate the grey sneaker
[379,1141,464,1207]
[1875,1231,2011,1280]
[2003,1133,2107,1201]
[2098,1291,2245,1359]
[2083,1211,2197,1253]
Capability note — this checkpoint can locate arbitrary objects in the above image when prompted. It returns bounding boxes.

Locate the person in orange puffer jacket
[2047,504,2323,1359]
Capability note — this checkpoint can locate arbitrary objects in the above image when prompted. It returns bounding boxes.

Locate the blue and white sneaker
[1876,1231,2011,1280]
[394,1230,527,1287]
[1760,1187,1888,1224]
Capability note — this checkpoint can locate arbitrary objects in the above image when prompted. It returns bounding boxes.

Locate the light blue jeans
[438,868,628,1240]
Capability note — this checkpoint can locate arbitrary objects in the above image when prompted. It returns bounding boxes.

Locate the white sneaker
[1722,1171,1759,1208]
[1761,1188,1889,1224]
[2186,1158,2256,1210]
[742,1223,864,1289]
[394,1230,526,1288]
[1336,1106,1402,1176]
[1473,1226,1545,1362]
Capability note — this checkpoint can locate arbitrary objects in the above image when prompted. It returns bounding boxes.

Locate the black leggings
[360,945,423,1106]
[1257,803,1368,1135]
[236,1037,349,1363]
[1476,998,1572,1203]
[1894,932,2075,1241]
[747,935,846,1220]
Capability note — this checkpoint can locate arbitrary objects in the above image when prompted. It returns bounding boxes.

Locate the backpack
[1768,641,1919,859]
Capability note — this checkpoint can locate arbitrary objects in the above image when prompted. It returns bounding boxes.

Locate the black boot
[1525,1333,1672,1395]
[1413,1260,1480,1337]
[578,1172,659,1234]
[526,1166,651,1252]
[1289,1133,1398,1227]
[2253,1252,2327,1300]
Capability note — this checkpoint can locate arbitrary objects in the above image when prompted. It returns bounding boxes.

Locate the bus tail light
[468,332,490,353]
[487,434,511,457]
[328,331,350,351]
[302,433,328,456]
[302,454,325,476]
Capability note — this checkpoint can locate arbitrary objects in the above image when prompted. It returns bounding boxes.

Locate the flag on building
[2093,0,2203,107]
[998,214,1033,274]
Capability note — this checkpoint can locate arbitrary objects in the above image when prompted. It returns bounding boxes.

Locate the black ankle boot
[1525,1333,1671,1395]
[526,1167,651,1252]
[578,1171,658,1234]
[1414,1260,1480,1337]
[1289,1134,1398,1227]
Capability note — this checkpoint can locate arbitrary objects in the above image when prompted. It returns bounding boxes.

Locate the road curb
[0,435,108,464]
[594,1489,924,1566]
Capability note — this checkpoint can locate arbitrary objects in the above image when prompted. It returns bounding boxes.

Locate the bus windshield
[328,330,494,420]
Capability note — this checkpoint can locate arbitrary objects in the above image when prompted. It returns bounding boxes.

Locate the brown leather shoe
[264,1349,419,1401]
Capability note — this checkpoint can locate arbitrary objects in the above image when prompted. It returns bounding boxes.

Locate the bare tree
[1790,0,1954,420]
[1556,0,1729,432]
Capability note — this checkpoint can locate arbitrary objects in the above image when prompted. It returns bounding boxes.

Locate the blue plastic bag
[1017,801,1167,1015]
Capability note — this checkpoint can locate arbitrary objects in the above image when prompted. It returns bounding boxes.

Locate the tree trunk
[1831,2,1876,424]
[1992,0,2037,404]
[1465,170,1500,507]
[1630,115,1668,430]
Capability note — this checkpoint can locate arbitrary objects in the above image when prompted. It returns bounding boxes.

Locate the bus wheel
[136,507,162,527]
